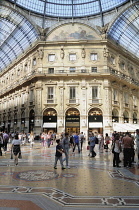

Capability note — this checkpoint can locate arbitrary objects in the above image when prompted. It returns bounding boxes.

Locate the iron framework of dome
[108,2,139,58]
[0,4,39,72]
[0,0,139,73]
[8,0,129,18]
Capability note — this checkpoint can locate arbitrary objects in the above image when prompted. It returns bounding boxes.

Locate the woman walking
[11,133,21,166]
[29,131,34,148]
[113,134,121,167]
[105,133,111,152]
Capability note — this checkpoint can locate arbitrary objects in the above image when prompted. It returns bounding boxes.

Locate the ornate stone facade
[0,21,139,136]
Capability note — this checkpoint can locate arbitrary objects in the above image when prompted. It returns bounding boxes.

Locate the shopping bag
[87,145,90,150]
[10,151,13,159]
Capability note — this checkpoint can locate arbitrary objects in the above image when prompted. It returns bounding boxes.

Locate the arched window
[112,109,119,122]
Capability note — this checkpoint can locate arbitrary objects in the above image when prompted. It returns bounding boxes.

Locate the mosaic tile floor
[0,141,139,209]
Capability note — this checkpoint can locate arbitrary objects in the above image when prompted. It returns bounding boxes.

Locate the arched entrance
[88,108,103,134]
[21,111,25,131]
[2,114,6,132]
[43,108,57,132]
[7,113,11,133]
[133,112,137,124]
[123,110,129,123]
[65,108,80,134]
[112,109,119,122]
[29,109,35,132]
[14,113,17,132]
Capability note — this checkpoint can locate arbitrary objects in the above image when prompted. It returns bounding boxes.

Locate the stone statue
[38,49,44,59]
[96,23,109,39]
[103,47,109,57]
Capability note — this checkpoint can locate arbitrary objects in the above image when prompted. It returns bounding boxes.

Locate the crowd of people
[0,129,139,169]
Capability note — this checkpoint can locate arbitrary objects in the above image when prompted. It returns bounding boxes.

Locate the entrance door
[65,108,80,134]
[88,108,103,134]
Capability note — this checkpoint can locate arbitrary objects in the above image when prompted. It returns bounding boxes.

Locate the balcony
[112,100,120,106]
[124,103,129,108]
[46,98,57,105]
[67,98,80,105]
[88,98,102,105]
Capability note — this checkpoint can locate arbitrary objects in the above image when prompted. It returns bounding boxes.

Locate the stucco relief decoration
[81,48,86,58]
[28,57,31,67]
[60,48,65,59]
[103,47,109,58]
[37,49,44,59]
[47,24,100,41]
[96,23,109,39]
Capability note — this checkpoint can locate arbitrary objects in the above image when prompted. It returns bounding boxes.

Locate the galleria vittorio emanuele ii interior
[0,0,139,209]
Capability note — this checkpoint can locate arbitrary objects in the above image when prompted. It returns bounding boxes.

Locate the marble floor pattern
[0,141,139,210]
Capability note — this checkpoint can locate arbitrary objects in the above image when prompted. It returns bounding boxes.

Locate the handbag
[95,137,99,144]
[104,144,108,149]
[87,145,90,150]
[10,151,13,159]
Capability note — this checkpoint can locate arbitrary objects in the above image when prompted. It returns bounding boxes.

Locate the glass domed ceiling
[9,0,129,17]
[108,3,139,58]
[0,4,39,72]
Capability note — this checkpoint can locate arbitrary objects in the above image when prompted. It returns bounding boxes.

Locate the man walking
[62,132,70,169]
[79,132,84,151]
[122,132,133,168]
[89,133,96,157]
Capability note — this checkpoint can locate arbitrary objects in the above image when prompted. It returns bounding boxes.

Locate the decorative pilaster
[58,83,65,133]
[34,82,43,133]
[80,80,87,136]
[103,80,113,134]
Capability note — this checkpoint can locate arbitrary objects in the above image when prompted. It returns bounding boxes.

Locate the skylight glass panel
[0,19,16,45]
[16,0,45,14]
[8,0,130,17]
[0,59,6,70]
[73,1,100,17]
[0,4,39,72]
[46,3,72,17]
[101,0,128,12]
[108,3,139,58]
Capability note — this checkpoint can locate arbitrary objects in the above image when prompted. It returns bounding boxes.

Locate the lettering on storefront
[66,117,80,122]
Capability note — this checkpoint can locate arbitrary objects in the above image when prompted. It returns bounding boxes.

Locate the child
[54,139,65,170]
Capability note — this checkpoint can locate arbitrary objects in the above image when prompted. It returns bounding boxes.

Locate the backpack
[3,134,9,141]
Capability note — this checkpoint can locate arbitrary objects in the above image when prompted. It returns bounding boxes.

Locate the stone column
[129,90,133,124]
[119,88,124,124]
[103,80,113,135]
[58,84,65,133]
[34,82,43,134]
[80,80,88,137]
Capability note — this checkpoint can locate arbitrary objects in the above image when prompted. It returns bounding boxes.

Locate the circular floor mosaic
[14,170,59,181]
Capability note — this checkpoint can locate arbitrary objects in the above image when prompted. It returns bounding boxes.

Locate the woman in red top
[105,133,111,152]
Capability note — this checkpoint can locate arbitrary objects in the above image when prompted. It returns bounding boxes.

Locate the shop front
[43,108,57,133]
[65,108,80,134]
[88,108,103,134]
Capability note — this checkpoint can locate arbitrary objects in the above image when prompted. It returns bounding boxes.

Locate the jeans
[54,156,64,168]
[47,139,51,148]
[113,152,120,167]
[63,148,69,166]
[123,148,132,167]
[73,143,80,153]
